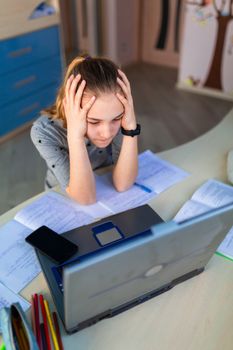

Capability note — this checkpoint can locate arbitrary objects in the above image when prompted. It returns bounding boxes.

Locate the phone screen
[25,226,78,264]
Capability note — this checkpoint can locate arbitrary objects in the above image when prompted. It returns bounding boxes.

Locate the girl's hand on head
[63,74,96,140]
[116,69,137,131]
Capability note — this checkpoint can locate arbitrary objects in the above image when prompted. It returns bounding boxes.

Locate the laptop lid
[36,204,163,330]
[63,203,233,333]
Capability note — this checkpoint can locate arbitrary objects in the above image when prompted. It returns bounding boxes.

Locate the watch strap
[121,123,141,137]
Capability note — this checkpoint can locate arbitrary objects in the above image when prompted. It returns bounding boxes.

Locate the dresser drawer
[0,26,61,75]
[0,56,62,106]
[0,84,58,136]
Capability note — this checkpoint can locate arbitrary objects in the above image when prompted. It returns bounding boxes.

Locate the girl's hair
[42,55,120,126]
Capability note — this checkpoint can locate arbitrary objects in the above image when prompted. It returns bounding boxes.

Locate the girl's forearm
[66,137,96,204]
[112,136,138,192]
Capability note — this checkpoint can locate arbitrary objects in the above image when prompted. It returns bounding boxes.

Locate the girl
[31,56,140,205]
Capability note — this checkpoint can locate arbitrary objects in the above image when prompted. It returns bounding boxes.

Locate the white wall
[101,0,140,65]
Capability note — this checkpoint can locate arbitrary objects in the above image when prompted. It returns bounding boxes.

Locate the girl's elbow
[66,187,96,205]
[114,182,132,193]
[77,197,97,205]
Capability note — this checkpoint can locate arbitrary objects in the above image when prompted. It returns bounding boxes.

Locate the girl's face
[82,92,124,148]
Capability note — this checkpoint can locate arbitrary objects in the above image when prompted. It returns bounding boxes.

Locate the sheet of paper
[0,281,30,333]
[173,200,211,223]
[136,150,189,193]
[96,173,155,213]
[0,220,41,293]
[192,179,233,208]
[217,226,233,260]
[15,191,110,233]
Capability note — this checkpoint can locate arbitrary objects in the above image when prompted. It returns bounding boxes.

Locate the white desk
[1,108,233,349]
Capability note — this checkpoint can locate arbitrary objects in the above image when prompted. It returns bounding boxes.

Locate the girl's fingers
[117,77,133,106]
[117,69,131,91]
[117,77,127,93]
[65,74,74,100]
[69,74,81,103]
[117,77,130,99]
[82,96,96,113]
[75,79,86,104]
[116,92,127,106]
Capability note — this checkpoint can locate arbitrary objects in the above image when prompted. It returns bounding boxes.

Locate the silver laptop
[36,203,233,333]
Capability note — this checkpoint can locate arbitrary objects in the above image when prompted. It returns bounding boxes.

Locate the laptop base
[66,267,204,334]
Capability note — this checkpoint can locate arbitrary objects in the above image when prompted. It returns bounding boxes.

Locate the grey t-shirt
[31,115,123,189]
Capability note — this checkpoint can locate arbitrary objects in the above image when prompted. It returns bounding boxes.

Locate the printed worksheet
[95,173,155,213]
[15,191,110,233]
[174,179,233,222]
[173,179,233,260]
[136,150,189,193]
[95,150,189,212]
[0,220,40,293]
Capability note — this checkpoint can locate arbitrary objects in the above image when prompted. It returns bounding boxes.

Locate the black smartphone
[25,226,78,264]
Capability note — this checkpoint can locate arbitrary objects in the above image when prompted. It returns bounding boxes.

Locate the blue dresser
[0,25,63,137]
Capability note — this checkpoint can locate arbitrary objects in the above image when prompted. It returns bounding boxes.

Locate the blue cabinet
[0,25,63,137]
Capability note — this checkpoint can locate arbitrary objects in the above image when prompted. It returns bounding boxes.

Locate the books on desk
[174,179,233,261]
[173,179,233,222]
[0,150,189,311]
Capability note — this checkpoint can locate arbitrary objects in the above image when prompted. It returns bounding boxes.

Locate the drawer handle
[14,75,36,89]
[19,102,40,116]
[8,47,32,58]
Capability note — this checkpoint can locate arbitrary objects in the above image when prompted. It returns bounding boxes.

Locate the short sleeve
[30,118,70,189]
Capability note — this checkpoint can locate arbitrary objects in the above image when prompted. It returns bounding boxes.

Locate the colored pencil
[39,295,52,350]
[43,299,60,350]
[31,295,36,336]
[52,312,64,350]
[40,323,48,350]
[33,293,42,350]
